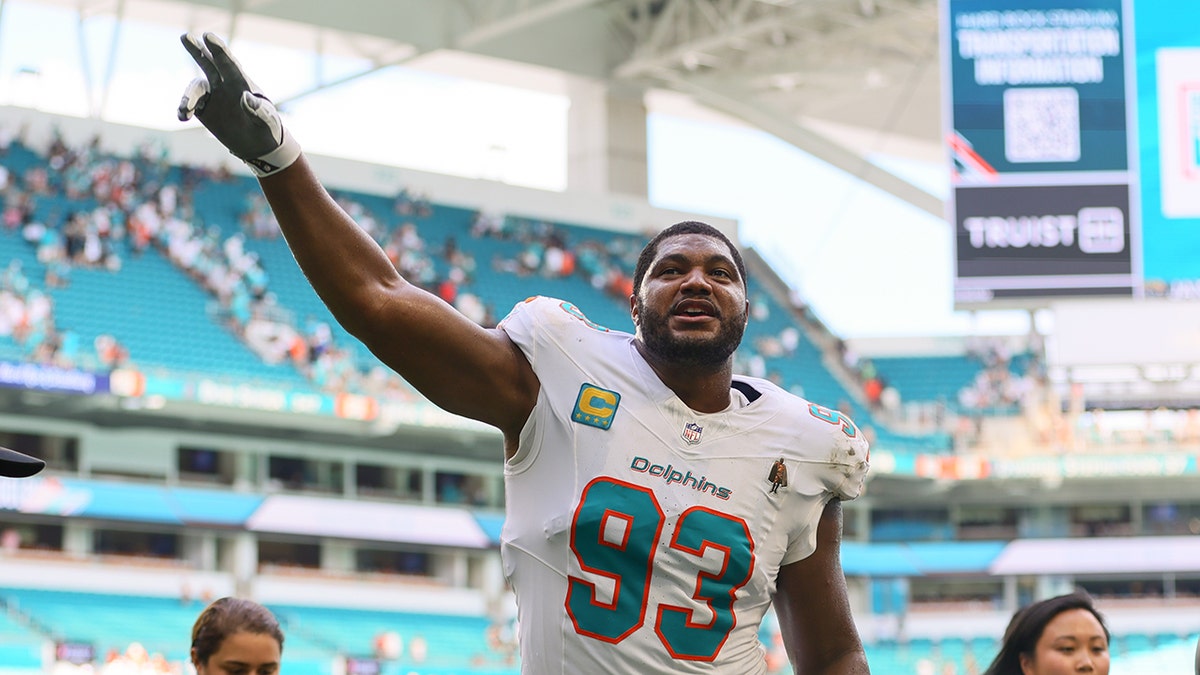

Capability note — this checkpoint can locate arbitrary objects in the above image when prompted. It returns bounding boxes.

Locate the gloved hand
[178,32,301,177]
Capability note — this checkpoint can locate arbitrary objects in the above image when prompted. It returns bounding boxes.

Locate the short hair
[191,597,284,666]
[632,221,747,299]
[983,592,1109,675]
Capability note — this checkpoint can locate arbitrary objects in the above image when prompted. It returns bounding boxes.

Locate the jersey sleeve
[829,416,870,501]
[498,295,608,371]
[496,296,553,367]
[781,407,871,566]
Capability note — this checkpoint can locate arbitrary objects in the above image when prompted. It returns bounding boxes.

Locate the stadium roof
[29,0,942,216]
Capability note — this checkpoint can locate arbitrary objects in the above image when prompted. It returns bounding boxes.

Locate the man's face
[631,233,749,368]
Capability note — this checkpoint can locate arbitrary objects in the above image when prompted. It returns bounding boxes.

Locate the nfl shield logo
[681,422,703,445]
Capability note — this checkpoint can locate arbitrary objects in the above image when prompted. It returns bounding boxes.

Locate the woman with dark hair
[983,592,1110,675]
[191,597,284,675]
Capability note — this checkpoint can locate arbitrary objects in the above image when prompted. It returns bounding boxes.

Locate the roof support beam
[276,0,603,108]
[457,0,601,48]
[615,0,841,79]
[97,0,127,118]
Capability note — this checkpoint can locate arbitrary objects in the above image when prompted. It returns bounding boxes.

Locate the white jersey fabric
[499,296,870,674]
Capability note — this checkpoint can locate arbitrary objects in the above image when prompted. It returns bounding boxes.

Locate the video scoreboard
[942,0,1200,305]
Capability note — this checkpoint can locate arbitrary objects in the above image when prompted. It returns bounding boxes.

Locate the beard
[635,297,746,368]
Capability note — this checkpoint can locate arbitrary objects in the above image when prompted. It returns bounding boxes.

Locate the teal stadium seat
[266,604,516,674]
[871,351,1036,415]
[870,355,982,406]
[0,610,43,668]
[0,588,208,662]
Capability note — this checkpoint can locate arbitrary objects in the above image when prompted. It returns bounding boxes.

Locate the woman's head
[984,592,1110,675]
[191,597,284,675]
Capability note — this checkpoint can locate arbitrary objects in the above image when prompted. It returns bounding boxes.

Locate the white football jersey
[499,296,869,674]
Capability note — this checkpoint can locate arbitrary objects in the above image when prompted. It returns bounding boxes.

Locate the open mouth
[672,299,718,320]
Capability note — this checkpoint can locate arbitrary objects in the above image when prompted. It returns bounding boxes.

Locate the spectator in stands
[983,592,1109,675]
[190,597,284,675]
[94,334,129,370]
[180,33,870,674]
[1,527,19,552]
[407,634,428,664]
[863,373,884,411]
[373,630,403,660]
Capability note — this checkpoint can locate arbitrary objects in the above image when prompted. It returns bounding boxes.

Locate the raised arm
[258,160,538,435]
[177,32,538,440]
[773,500,870,674]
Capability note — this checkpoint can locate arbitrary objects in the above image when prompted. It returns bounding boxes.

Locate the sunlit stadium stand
[0,588,518,675]
[872,350,1037,408]
[266,604,512,675]
[37,243,299,383]
[0,134,954,456]
[1,584,1192,675]
[870,354,993,408]
[0,611,40,670]
[2,590,199,662]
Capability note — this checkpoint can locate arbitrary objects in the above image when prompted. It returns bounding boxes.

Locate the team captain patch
[571,383,620,430]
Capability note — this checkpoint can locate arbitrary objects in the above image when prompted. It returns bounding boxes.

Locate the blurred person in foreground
[179,32,870,674]
[191,597,283,675]
[0,445,45,478]
[983,592,1109,675]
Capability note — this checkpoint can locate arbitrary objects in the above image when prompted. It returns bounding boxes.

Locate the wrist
[244,130,301,178]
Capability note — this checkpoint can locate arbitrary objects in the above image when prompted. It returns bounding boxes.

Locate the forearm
[781,616,871,674]
[796,648,870,675]
[777,501,871,675]
[257,156,405,336]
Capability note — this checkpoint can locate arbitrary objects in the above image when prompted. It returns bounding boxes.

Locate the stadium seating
[0,611,41,669]
[0,138,957,454]
[0,588,523,675]
[859,631,1200,674]
[0,145,306,384]
[0,588,202,662]
[7,586,1190,675]
[266,603,514,675]
[871,351,1037,413]
[869,355,983,406]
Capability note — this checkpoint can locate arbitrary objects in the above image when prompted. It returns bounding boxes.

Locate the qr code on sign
[1003,87,1081,163]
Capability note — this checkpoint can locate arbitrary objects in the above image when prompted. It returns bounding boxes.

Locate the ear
[1019,652,1035,675]
[629,293,639,326]
[191,648,201,674]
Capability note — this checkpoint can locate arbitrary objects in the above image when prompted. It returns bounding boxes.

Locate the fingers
[177,77,210,121]
[203,32,251,91]
[180,33,219,85]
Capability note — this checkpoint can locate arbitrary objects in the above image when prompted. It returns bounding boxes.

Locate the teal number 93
[566,477,755,661]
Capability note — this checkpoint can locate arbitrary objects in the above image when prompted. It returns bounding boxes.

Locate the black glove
[178,32,301,177]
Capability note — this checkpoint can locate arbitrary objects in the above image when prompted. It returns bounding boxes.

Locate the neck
[636,342,734,413]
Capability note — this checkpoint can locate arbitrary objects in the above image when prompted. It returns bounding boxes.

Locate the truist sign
[953,183,1133,302]
[942,0,1138,307]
